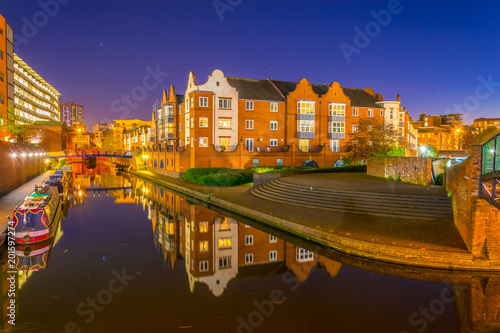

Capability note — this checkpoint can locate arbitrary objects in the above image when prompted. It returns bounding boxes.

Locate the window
[368,109,374,117]
[219,238,232,249]
[277,159,283,166]
[245,138,254,152]
[199,240,208,252]
[190,117,194,128]
[200,222,208,233]
[245,235,253,246]
[269,235,278,243]
[329,103,345,116]
[0,73,3,82]
[191,259,194,270]
[399,112,404,122]
[270,139,278,146]
[380,110,384,117]
[298,120,314,132]
[179,105,182,115]
[190,97,194,108]
[353,124,359,133]
[245,253,253,265]
[299,139,309,152]
[218,218,231,230]
[199,97,208,107]
[253,159,259,167]
[270,102,278,112]
[245,120,254,130]
[296,248,314,262]
[329,122,344,133]
[219,257,232,268]
[218,119,232,129]
[270,121,278,131]
[0,95,3,104]
[246,101,254,110]
[330,140,340,152]
[298,101,315,114]
[353,108,359,117]
[179,123,182,132]
[219,98,232,109]
[199,137,208,147]
[200,261,209,272]
[199,117,208,128]
[0,51,3,60]
[269,251,277,261]
[390,109,394,120]
[219,138,230,148]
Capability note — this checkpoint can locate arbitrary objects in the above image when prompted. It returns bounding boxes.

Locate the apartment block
[473,118,500,135]
[60,101,84,126]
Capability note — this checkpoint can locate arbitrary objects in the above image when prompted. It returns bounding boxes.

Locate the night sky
[1,0,499,128]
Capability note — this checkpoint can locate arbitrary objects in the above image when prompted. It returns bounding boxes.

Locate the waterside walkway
[130,170,499,271]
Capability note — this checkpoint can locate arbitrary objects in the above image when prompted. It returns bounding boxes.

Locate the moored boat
[12,183,62,245]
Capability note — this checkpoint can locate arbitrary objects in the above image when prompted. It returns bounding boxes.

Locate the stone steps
[250,179,454,221]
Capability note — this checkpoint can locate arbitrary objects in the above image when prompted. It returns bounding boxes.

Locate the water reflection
[1,168,499,332]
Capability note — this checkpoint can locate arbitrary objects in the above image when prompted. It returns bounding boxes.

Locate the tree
[345,117,399,163]
[421,145,439,158]
[0,105,36,143]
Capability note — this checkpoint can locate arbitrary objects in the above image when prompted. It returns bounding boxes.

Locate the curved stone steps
[250,180,454,221]
[266,181,452,213]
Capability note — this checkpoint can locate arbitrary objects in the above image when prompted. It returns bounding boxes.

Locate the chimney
[397,94,400,102]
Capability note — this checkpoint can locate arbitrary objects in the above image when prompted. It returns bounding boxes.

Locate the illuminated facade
[473,117,500,135]
[0,14,13,138]
[60,101,83,127]
[13,53,60,124]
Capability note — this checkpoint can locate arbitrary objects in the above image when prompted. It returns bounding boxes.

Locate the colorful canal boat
[12,183,62,245]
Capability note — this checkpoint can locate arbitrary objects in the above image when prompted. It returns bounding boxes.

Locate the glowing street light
[21,153,26,158]
[11,153,17,158]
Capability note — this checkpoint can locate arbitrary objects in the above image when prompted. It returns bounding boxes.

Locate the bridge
[479,132,500,209]
[47,150,133,159]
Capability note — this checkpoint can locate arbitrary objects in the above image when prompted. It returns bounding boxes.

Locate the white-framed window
[245,120,254,130]
[297,101,315,114]
[329,103,345,116]
[368,109,374,117]
[199,97,208,108]
[269,250,277,261]
[245,253,253,265]
[399,112,404,122]
[298,120,314,132]
[328,122,344,133]
[179,123,182,132]
[353,124,359,133]
[353,108,359,117]
[270,121,278,130]
[299,139,309,152]
[246,101,254,111]
[199,137,208,147]
[270,139,278,146]
[190,117,194,128]
[296,248,314,262]
[269,235,277,243]
[270,102,278,112]
[199,221,208,233]
[190,97,194,108]
[199,240,208,252]
[330,140,340,152]
[219,98,232,109]
[191,259,194,270]
[218,238,232,249]
[245,138,254,152]
[390,109,394,120]
[218,119,232,129]
[199,117,208,128]
[245,235,254,246]
[219,257,232,268]
[200,261,209,272]
[380,110,384,117]
[179,105,182,115]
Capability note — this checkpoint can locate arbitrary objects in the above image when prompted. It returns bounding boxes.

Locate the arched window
[160,159,164,169]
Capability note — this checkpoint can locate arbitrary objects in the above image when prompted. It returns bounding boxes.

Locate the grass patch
[184,165,367,187]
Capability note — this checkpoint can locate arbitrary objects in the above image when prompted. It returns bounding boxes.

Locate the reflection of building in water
[134,178,342,298]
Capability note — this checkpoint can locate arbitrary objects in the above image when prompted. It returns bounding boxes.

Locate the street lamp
[419,146,427,157]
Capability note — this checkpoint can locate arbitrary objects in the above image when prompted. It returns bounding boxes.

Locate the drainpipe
[319,100,322,147]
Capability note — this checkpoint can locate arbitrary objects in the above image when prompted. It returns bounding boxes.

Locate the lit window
[368,109,373,117]
[269,250,277,261]
[199,137,208,147]
[190,97,194,108]
[199,117,208,128]
[200,222,208,233]
[246,101,254,110]
[353,124,359,133]
[218,217,231,230]
[245,120,254,130]
[328,122,344,133]
[270,121,278,130]
[219,238,232,249]
[199,240,208,252]
[219,98,232,109]
[245,253,253,265]
[296,248,314,262]
[190,117,194,128]
[298,101,315,114]
[200,261,209,272]
[245,235,253,245]
[219,257,232,268]
[298,120,314,132]
[329,103,345,116]
[245,138,254,152]
[330,140,339,152]
[269,235,278,243]
[270,139,278,146]
[270,102,278,112]
[199,97,208,107]
[218,119,232,129]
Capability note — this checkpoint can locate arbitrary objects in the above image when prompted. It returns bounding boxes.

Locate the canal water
[1,166,492,332]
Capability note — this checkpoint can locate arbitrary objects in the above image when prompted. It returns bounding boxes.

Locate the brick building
[472,117,500,135]
[414,113,466,151]
[0,14,13,140]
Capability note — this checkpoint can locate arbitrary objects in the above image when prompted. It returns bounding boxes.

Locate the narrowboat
[12,183,62,245]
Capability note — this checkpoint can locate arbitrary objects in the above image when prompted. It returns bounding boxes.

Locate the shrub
[435,173,444,186]
[183,168,229,182]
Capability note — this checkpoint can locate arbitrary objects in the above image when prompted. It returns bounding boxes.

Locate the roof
[13,53,61,97]
[269,79,298,96]
[342,88,383,108]
[227,77,285,101]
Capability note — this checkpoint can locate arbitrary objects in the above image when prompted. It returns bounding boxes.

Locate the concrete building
[13,53,60,124]
[60,101,84,127]
[0,14,14,139]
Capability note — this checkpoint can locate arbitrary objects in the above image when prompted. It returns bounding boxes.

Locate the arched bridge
[479,132,500,209]
[47,150,133,159]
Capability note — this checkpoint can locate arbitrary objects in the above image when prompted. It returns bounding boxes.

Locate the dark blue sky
[2,0,499,128]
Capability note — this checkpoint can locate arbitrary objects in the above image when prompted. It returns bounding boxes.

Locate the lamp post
[419,146,427,157]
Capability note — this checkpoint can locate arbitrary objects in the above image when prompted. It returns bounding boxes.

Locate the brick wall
[0,142,45,197]
[367,156,432,185]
